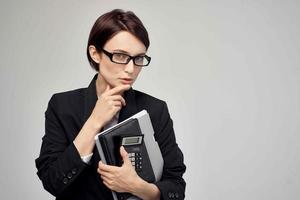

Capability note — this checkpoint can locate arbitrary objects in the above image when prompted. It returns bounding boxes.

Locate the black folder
[95,111,160,200]
[97,118,155,183]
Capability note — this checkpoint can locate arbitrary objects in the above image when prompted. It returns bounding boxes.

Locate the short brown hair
[87,9,150,71]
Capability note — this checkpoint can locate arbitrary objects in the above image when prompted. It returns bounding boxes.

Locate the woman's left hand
[97,146,141,193]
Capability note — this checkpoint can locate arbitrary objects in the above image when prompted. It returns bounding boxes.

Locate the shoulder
[51,88,86,101]
[47,88,86,114]
[132,89,170,123]
[132,89,165,105]
[133,89,167,110]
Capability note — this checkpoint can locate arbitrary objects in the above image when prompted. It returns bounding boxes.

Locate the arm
[35,95,88,196]
[153,102,186,200]
[35,85,130,196]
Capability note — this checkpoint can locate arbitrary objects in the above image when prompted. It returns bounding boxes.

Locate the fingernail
[121,146,124,151]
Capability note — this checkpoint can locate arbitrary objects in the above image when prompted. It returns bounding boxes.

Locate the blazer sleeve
[35,95,87,196]
[153,102,186,200]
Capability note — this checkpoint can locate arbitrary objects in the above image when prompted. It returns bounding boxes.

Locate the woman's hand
[97,146,141,193]
[90,84,130,130]
[74,84,130,157]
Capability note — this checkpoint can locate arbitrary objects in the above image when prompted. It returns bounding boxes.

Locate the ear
[88,45,101,64]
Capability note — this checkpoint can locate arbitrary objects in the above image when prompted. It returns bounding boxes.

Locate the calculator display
[121,136,143,145]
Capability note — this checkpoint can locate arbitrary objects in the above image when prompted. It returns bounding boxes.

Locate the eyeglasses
[101,48,151,67]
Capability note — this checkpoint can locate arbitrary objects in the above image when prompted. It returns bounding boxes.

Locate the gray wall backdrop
[1,0,299,199]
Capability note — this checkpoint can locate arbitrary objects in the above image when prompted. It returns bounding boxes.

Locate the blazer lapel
[118,88,138,122]
[82,74,98,125]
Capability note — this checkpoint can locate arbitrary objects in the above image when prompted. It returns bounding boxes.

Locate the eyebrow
[112,49,146,56]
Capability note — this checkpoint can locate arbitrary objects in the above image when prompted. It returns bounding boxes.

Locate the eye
[113,53,129,62]
[134,56,144,65]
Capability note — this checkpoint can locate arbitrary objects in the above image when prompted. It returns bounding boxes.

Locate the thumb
[120,146,130,164]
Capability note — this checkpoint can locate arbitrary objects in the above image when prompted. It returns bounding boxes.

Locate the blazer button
[63,177,68,185]
[168,192,174,199]
[67,172,73,179]
[71,168,77,175]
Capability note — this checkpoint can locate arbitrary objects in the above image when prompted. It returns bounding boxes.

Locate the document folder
[95,110,163,200]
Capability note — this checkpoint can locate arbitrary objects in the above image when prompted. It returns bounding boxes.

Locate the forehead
[104,31,146,54]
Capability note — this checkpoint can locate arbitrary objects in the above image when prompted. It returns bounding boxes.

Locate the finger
[120,146,130,165]
[105,99,122,111]
[106,84,130,96]
[109,95,126,106]
[109,96,126,107]
[110,102,123,114]
[101,176,110,185]
[100,170,113,177]
[99,84,111,98]
[99,161,118,172]
[101,175,111,186]
[98,161,110,172]
[99,171,114,179]
[102,179,113,190]
[101,176,119,191]
[102,179,121,193]
[113,101,122,108]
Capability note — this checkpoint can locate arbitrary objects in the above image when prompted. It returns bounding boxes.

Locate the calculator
[119,135,155,182]
[121,135,144,171]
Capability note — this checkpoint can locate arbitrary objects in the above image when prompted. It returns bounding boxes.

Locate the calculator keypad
[128,152,142,171]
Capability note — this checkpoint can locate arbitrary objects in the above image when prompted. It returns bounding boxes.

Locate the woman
[35,9,186,200]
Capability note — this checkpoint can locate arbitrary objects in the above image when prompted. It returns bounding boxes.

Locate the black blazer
[35,74,186,200]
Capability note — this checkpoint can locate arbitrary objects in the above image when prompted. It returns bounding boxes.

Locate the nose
[124,59,135,74]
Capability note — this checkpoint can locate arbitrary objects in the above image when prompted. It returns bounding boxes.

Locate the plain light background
[0,0,299,199]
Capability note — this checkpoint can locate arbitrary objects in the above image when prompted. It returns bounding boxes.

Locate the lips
[120,78,133,84]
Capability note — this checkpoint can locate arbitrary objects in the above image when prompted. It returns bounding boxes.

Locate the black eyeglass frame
[101,48,151,67]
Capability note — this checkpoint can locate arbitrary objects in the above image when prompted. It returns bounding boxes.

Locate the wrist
[130,176,145,194]
[86,114,104,133]
[133,176,147,192]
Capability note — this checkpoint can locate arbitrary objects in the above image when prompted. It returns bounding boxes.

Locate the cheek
[133,68,142,78]
[100,61,116,75]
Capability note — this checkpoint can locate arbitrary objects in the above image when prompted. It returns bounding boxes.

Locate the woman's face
[95,31,146,88]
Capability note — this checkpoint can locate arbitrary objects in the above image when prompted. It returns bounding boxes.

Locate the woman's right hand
[89,84,131,130]
[74,84,130,157]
